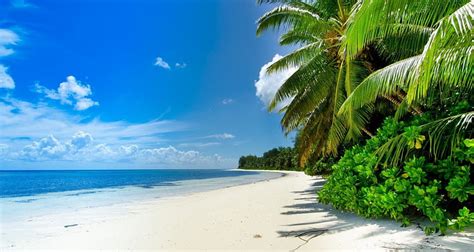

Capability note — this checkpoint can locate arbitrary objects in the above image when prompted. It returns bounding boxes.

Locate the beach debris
[295,229,327,239]
[279,229,328,252]
[253,234,262,238]
[64,224,79,228]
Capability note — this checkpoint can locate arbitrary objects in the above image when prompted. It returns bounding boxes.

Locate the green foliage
[458,139,474,164]
[255,0,474,236]
[304,157,335,176]
[238,147,299,171]
[404,126,426,150]
[239,145,338,175]
[339,1,474,164]
[446,167,471,202]
[319,117,474,234]
[257,0,378,166]
[449,207,474,231]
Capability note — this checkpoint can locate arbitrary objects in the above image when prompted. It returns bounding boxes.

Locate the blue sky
[0,0,296,169]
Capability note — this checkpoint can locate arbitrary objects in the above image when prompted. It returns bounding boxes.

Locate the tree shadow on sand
[277,177,474,251]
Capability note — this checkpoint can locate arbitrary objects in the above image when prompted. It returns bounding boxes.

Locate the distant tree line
[238,147,300,171]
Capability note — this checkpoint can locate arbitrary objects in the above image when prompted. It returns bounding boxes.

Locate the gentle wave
[0,169,282,224]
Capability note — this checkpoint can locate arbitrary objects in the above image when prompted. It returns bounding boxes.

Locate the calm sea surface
[0,169,275,197]
[0,169,281,222]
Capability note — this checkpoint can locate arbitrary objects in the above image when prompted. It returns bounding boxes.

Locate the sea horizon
[0,169,282,224]
[0,168,238,171]
[0,169,280,197]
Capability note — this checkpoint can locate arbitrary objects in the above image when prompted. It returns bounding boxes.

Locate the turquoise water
[0,169,281,223]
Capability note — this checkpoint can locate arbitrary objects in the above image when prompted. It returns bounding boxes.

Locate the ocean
[0,169,281,223]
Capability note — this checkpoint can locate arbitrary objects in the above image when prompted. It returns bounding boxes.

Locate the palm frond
[266,41,323,74]
[279,29,319,45]
[374,24,433,60]
[324,114,347,156]
[428,111,474,160]
[257,0,320,14]
[407,1,474,103]
[342,58,373,140]
[296,97,338,166]
[338,55,422,115]
[394,98,410,121]
[269,52,336,111]
[256,5,322,36]
[256,0,292,4]
[279,18,332,46]
[344,0,468,58]
[280,88,327,133]
[377,111,474,166]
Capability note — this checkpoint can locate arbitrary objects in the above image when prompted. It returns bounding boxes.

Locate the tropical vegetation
[238,146,334,174]
[252,0,474,234]
[238,147,299,170]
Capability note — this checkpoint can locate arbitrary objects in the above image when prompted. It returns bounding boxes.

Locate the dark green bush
[319,117,474,234]
[238,147,299,171]
[304,157,336,176]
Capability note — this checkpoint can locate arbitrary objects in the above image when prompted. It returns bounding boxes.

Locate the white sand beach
[2,171,473,251]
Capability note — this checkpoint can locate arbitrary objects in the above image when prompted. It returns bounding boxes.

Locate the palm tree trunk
[396,90,423,115]
[410,106,423,115]
[382,94,401,106]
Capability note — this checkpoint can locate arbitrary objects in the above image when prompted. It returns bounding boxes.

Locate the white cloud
[155,57,170,69]
[18,133,90,161]
[222,98,234,105]
[135,146,225,166]
[74,98,98,111]
[205,133,235,140]
[175,62,187,69]
[0,143,9,157]
[19,132,94,161]
[89,143,115,159]
[34,75,99,110]
[120,144,139,156]
[0,29,19,57]
[20,135,68,160]
[71,131,93,149]
[15,132,228,167]
[0,97,236,168]
[0,65,15,89]
[255,54,297,110]
[0,29,18,90]
[0,97,184,148]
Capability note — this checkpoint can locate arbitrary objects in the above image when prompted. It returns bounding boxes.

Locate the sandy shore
[2,171,473,251]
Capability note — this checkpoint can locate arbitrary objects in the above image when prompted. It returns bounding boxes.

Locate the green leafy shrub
[319,117,474,234]
[304,157,336,176]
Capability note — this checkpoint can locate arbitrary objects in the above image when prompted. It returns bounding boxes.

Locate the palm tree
[257,0,376,166]
[338,0,473,164]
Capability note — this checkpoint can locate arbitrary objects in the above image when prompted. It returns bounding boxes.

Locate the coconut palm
[257,0,377,166]
[338,0,474,164]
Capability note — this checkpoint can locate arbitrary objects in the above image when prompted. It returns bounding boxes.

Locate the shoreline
[0,169,284,200]
[0,170,283,226]
[2,171,473,251]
